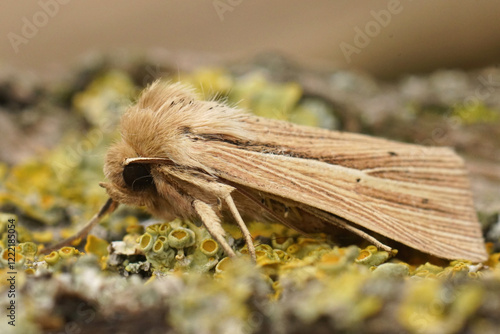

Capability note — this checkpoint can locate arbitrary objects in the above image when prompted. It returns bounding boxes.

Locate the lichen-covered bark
[0,56,499,334]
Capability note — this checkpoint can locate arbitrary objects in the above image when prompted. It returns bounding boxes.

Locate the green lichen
[371,262,410,278]
[130,220,228,273]
[138,233,155,252]
[167,227,195,249]
[18,242,38,260]
[355,245,390,266]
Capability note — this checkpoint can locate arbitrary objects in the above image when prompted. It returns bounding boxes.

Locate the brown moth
[46,81,488,262]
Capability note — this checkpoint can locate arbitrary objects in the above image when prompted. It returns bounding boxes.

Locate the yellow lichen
[182,68,234,99]
[167,227,195,249]
[58,246,79,259]
[412,262,444,278]
[73,70,137,127]
[200,239,219,257]
[0,248,25,267]
[44,251,60,265]
[153,239,165,253]
[399,279,485,334]
[452,102,499,124]
[145,225,160,237]
[355,247,390,266]
[158,222,171,236]
[271,235,294,251]
[138,233,155,252]
[31,230,54,244]
[371,262,409,278]
[84,234,109,258]
[215,256,232,274]
[126,224,144,235]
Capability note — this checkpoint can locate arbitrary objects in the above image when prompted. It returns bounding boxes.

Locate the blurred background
[1,0,500,78]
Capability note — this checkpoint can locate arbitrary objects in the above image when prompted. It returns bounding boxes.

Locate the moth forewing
[196,140,487,262]
[100,81,487,263]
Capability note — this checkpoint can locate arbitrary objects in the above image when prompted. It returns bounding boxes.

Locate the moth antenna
[40,198,118,255]
[224,194,256,262]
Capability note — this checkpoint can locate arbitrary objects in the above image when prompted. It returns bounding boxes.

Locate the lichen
[452,101,499,124]
[398,279,485,334]
[1,65,499,333]
[355,245,390,266]
[84,234,109,259]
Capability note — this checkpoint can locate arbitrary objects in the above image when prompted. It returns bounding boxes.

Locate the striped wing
[195,117,487,262]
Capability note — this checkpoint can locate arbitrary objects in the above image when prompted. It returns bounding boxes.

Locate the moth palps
[93,81,486,263]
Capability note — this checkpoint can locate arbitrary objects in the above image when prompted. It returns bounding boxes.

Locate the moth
[44,81,488,262]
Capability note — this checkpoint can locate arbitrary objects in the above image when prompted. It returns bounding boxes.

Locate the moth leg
[304,206,394,254]
[337,222,394,254]
[193,199,237,258]
[224,194,256,262]
[232,185,309,235]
